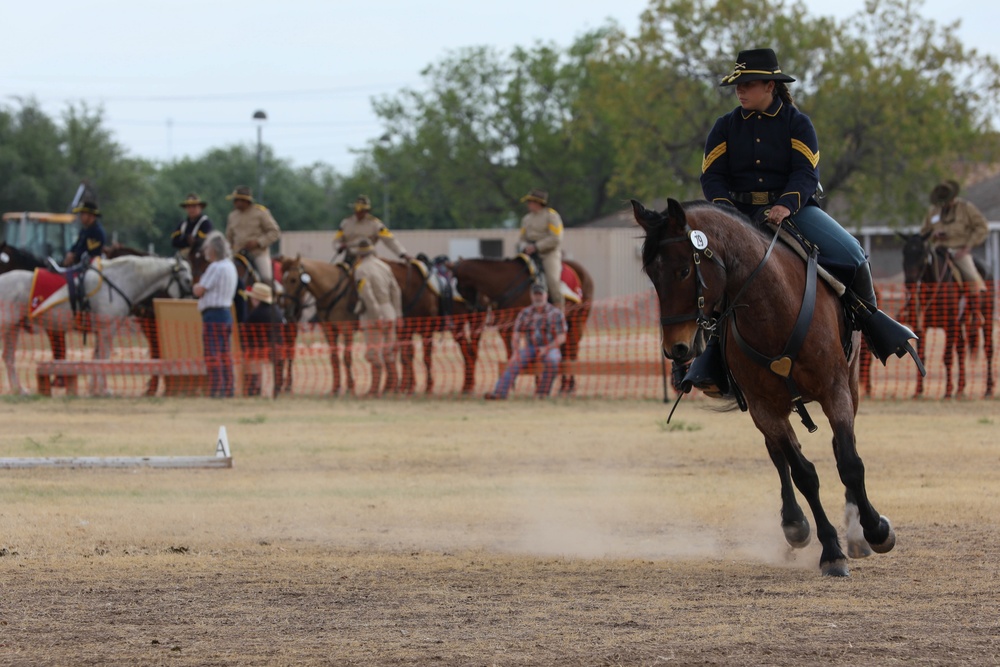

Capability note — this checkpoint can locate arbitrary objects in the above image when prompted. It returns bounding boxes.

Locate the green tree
[369,34,620,228]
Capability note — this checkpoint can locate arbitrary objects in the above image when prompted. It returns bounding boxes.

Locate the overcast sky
[4,0,997,175]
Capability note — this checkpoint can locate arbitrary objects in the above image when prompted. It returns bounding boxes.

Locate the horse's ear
[630,199,661,233]
[665,198,686,228]
[920,230,933,242]
[895,231,909,242]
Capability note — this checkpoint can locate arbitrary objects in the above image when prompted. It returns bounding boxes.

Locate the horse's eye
[677,267,691,279]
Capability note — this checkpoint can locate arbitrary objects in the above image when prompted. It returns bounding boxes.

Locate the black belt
[729,190,782,206]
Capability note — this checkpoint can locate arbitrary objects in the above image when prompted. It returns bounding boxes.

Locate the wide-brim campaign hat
[720,48,796,86]
[246,282,274,304]
[930,180,960,205]
[226,186,254,203]
[351,195,372,211]
[72,201,101,216]
[179,193,208,208]
[520,188,548,205]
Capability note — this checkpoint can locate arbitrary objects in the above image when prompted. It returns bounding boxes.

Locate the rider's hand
[245,239,260,250]
[768,205,791,224]
[400,253,412,261]
[524,244,536,254]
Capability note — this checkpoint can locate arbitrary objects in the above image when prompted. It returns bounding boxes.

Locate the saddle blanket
[29,269,69,318]
[560,264,583,304]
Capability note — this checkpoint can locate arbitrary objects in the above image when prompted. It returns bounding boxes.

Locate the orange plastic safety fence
[1,284,995,400]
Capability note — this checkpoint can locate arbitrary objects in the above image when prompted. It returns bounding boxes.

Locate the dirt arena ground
[0,396,997,666]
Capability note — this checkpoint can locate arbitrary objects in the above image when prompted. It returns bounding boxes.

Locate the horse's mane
[0,242,46,268]
[640,200,766,270]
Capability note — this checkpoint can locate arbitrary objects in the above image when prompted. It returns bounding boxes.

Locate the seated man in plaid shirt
[485,282,567,400]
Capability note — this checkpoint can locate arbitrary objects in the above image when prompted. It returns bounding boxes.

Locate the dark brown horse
[450,256,594,395]
[900,232,994,398]
[633,199,894,577]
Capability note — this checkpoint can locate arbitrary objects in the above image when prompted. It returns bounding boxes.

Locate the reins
[660,218,820,432]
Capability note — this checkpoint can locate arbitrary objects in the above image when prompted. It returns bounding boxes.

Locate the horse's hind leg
[753,413,847,576]
[765,441,810,548]
[423,334,434,395]
[829,413,895,556]
[2,325,24,394]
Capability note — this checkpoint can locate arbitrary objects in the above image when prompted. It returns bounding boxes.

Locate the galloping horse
[450,256,594,395]
[280,256,358,395]
[0,255,192,395]
[900,232,994,398]
[633,199,894,577]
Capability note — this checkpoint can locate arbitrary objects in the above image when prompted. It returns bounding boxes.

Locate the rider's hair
[774,82,796,108]
[204,231,232,261]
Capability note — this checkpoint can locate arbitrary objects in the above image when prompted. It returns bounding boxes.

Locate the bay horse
[450,256,594,395]
[0,255,192,395]
[899,232,994,398]
[633,198,894,577]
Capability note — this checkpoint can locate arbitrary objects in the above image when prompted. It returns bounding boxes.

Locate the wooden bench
[37,359,208,396]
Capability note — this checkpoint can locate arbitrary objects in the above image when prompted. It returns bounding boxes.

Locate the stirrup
[680,341,730,397]
[861,309,926,376]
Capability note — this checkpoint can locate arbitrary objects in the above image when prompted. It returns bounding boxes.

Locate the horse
[450,256,594,395]
[279,256,358,395]
[0,242,70,381]
[899,232,994,398]
[0,255,193,395]
[632,198,895,577]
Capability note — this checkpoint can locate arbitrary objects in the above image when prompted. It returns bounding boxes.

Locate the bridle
[284,262,354,322]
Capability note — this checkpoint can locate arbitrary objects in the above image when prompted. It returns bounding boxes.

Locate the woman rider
[680,48,921,396]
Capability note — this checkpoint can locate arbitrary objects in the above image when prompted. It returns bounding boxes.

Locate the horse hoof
[847,540,874,559]
[867,516,896,554]
[821,559,850,577]
[782,519,811,548]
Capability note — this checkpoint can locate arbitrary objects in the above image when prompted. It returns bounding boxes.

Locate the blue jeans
[790,205,868,280]
[202,308,233,398]
[492,344,562,398]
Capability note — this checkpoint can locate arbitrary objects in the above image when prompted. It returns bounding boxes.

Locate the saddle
[514,253,584,304]
[33,257,101,329]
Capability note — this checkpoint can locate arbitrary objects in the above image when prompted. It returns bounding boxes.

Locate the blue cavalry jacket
[69,221,107,260]
[701,96,821,218]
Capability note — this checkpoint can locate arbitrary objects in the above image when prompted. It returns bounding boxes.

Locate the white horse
[0,255,192,395]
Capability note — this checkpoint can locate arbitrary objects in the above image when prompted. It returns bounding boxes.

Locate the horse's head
[899,231,932,285]
[632,198,728,362]
[279,254,312,322]
[450,259,493,311]
[168,256,194,298]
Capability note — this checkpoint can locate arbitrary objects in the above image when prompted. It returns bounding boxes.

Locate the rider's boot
[678,336,730,398]
[846,262,926,376]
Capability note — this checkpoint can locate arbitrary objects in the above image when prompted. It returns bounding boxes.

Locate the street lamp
[379,133,391,224]
[253,110,267,202]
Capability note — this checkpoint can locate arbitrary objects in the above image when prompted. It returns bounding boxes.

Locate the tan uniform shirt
[354,255,402,322]
[336,214,407,258]
[225,204,281,257]
[920,198,989,250]
[519,207,563,255]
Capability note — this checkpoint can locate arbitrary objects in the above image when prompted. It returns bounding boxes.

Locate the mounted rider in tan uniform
[518,188,564,310]
[920,180,989,293]
[224,185,281,286]
[353,238,402,397]
[335,195,409,262]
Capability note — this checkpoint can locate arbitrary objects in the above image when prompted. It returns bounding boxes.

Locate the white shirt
[197,259,238,312]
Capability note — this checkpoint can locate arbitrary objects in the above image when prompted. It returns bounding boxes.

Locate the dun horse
[0,255,192,395]
[633,199,894,577]
[450,257,594,395]
[899,232,994,398]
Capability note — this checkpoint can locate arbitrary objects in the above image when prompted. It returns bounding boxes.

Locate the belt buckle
[751,191,769,206]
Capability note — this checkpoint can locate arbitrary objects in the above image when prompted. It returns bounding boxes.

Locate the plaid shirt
[513,303,566,348]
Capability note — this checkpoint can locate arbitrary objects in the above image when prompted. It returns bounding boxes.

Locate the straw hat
[520,188,548,205]
[246,282,274,304]
[226,185,254,203]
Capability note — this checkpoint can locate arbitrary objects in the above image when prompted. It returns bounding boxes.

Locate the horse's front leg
[397,325,415,395]
[343,327,355,395]
[943,329,956,398]
[2,325,25,394]
[764,440,810,548]
[90,328,112,397]
[955,322,968,397]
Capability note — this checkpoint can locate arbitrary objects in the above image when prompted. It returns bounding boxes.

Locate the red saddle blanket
[29,268,68,318]
[561,264,583,301]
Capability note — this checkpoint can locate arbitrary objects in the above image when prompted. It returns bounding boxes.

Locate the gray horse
[0,255,192,395]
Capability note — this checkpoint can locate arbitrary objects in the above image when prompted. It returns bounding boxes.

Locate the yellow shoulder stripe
[548,223,563,236]
[702,142,727,173]
[378,228,395,238]
[357,278,366,292]
[791,139,819,168]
